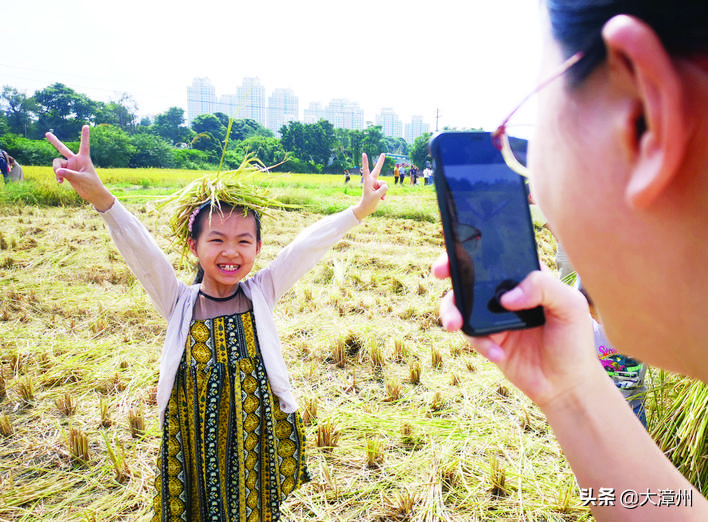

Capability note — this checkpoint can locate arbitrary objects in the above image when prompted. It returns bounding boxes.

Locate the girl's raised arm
[46,125,115,212]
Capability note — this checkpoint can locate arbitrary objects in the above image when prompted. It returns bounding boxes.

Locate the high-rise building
[376,108,403,138]
[405,115,430,143]
[217,94,239,118]
[324,99,364,130]
[267,88,299,134]
[236,77,266,126]
[303,102,325,124]
[187,77,216,123]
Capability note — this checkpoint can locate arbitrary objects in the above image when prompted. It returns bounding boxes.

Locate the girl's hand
[46,125,115,212]
[352,152,388,220]
[432,251,601,410]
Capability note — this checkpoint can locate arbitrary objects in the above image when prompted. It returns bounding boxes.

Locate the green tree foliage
[152,107,194,145]
[409,131,432,168]
[191,114,227,144]
[228,118,273,142]
[129,134,176,168]
[362,125,385,161]
[234,136,286,168]
[174,148,212,170]
[279,119,336,171]
[190,132,222,162]
[384,136,409,156]
[90,125,136,168]
[1,86,37,137]
[94,94,138,131]
[33,83,96,141]
[0,133,60,166]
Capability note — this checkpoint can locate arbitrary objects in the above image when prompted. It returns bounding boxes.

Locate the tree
[384,136,409,156]
[306,119,336,168]
[1,86,36,137]
[362,125,385,161]
[228,118,272,142]
[279,121,307,159]
[235,136,286,167]
[94,94,138,131]
[129,134,176,168]
[152,107,193,144]
[409,132,432,168]
[33,83,96,141]
[279,119,336,170]
[90,124,136,168]
[191,132,222,156]
[191,114,227,144]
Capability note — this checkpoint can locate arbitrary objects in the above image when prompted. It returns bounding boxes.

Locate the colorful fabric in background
[152,311,310,521]
[593,319,648,427]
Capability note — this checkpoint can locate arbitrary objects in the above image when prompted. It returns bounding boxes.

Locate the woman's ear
[602,15,688,209]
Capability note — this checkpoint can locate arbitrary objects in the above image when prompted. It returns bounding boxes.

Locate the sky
[2,0,544,133]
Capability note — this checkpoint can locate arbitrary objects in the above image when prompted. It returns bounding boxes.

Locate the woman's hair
[546,0,708,85]
[190,202,261,284]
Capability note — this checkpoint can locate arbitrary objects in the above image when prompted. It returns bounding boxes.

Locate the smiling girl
[46,126,388,521]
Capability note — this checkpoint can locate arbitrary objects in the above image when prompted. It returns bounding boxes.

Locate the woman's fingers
[500,270,588,323]
[439,290,463,331]
[431,251,450,279]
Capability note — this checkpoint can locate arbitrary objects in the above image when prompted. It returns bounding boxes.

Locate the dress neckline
[198,286,241,302]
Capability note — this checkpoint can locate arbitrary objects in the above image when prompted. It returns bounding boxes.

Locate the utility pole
[435,108,440,132]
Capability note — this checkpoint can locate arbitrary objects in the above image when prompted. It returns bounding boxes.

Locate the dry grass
[0,191,594,521]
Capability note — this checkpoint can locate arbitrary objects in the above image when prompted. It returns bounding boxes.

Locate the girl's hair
[546,0,708,85]
[190,202,261,284]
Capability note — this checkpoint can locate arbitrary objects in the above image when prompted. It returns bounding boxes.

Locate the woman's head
[530,0,708,376]
[546,0,708,85]
[188,202,262,292]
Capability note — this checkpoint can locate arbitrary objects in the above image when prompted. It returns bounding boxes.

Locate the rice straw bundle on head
[156,154,296,264]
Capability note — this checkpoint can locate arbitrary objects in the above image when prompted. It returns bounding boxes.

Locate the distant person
[0,150,9,183]
[399,165,406,185]
[46,125,388,521]
[7,156,24,182]
[410,165,418,185]
[344,169,351,184]
[423,166,433,185]
[394,163,400,184]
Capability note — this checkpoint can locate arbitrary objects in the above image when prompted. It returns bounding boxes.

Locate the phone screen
[431,131,544,335]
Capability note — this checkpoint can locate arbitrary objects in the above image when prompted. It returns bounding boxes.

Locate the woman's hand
[46,125,115,212]
[432,251,601,409]
[352,152,388,221]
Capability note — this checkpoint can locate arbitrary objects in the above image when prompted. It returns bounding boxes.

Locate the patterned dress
[152,307,310,521]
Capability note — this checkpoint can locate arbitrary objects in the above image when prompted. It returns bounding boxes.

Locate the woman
[433,1,708,519]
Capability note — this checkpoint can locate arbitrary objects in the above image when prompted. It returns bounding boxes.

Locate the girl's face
[188,211,261,297]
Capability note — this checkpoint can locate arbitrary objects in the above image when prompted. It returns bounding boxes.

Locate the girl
[434,0,708,520]
[46,126,388,521]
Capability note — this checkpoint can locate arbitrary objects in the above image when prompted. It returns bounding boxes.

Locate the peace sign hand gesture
[352,152,388,221]
[45,125,115,212]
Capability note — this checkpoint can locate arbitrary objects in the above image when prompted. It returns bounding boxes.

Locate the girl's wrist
[93,190,116,213]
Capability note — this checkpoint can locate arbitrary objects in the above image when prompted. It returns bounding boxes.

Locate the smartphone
[430,131,544,336]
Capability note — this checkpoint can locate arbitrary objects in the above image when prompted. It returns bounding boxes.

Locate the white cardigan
[100,201,361,423]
